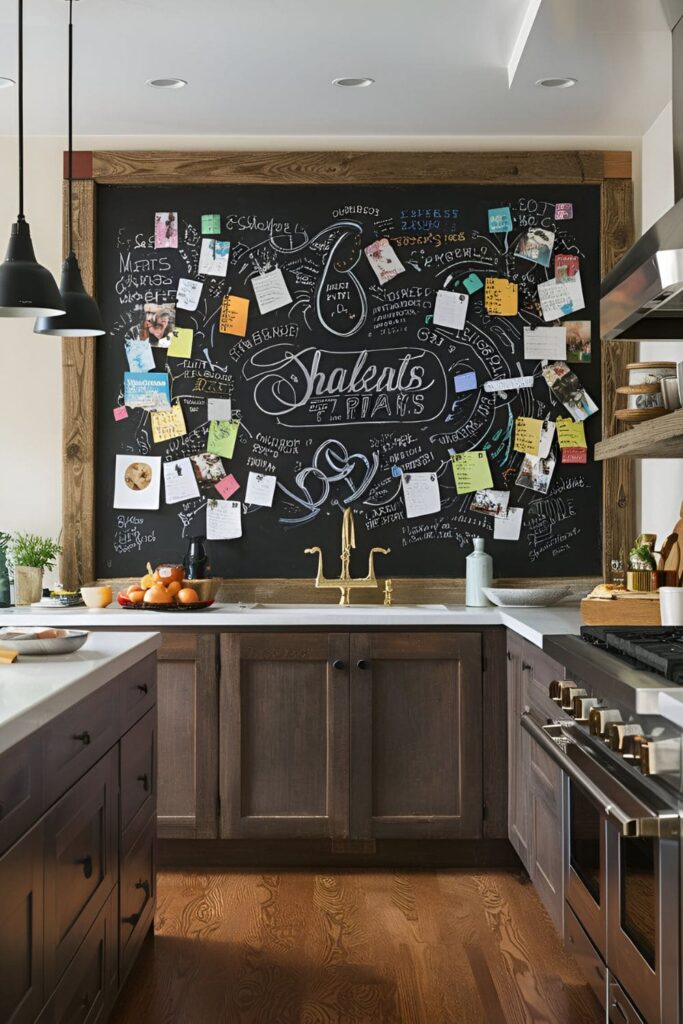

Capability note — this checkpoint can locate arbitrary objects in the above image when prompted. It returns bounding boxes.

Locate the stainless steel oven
[522,714,681,1023]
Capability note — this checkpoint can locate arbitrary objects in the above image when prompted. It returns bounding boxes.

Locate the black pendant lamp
[0,0,64,318]
[35,0,104,336]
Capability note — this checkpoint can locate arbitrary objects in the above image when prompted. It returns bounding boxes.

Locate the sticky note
[113,406,128,421]
[207,398,232,421]
[433,289,468,330]
[454,371,477,393]
[555,203,573,221]
[556,417,587,449]
[215,473,240,499]
[562,447,588,464]
[207,419,240,459]
[463,273,484,294]
[167,327,194,358]
[488,207,513,233]
[451,451,493,494]
[219,295,249,336]
[150,402,187,444]
[514,417,543,456]
[484,277,518,316]
[201,214,221,235]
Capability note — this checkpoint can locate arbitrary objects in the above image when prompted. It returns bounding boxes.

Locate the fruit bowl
[117,593,215,612]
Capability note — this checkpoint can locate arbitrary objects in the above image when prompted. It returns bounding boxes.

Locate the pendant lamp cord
[67,0,73,255]
[17,0,24,221]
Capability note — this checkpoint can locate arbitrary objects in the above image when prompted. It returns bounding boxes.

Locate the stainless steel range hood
[601,0,683,340]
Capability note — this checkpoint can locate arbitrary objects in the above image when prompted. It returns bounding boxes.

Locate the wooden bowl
[181,578,220,602]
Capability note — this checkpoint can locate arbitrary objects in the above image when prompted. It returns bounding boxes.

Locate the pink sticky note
[555,202,573,220]
[113,406,128,421]
[215,473,240,499]
[562,447,588,464]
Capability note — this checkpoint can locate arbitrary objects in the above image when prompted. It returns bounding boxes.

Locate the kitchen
[1,1,683,1023]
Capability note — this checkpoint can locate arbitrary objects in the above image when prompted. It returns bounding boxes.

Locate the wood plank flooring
[111,869,603,1023]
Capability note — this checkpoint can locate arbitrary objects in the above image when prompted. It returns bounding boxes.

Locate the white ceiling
[0,0,672,137]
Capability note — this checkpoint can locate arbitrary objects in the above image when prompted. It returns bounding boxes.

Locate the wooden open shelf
[594,408,683,460]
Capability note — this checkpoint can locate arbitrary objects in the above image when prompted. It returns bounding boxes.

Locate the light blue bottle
[465,537,493,607]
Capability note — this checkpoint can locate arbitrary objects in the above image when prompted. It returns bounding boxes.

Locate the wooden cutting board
[581,596,661,626]
[659,502,683,585]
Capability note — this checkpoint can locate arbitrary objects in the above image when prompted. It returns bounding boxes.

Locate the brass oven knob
[549,680,576,703]
[606,722,644,752]
[572,696,600,722]
[589,707,623,738]
[561,686,588,709]
[622,734,646,763]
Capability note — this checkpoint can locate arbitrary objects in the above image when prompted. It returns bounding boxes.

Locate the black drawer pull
[122,877,151,928]
[522,662,532,672]
[356,659,369,670]
[137,773,150,792]
[332,659,345,670]
[76,855,93,879]
[73,731,91,746]
[136,683,149,694]
[136,878,151,900]
[121,910,141,927]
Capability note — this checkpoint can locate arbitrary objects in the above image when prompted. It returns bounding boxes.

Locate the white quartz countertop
[0,603,581,650]
[0,631,160,756]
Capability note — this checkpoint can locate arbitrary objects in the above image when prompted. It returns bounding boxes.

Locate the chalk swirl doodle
[277,440,379,525]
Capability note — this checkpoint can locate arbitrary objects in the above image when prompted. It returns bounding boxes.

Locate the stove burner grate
[580,627,683,683]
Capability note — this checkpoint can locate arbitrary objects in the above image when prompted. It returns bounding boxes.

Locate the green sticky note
[201,214,221,235]
[556,417,586,449]
[167,327,194,358]
[451,451,493,494]
[463,273,484,294]
[207,420,240,459]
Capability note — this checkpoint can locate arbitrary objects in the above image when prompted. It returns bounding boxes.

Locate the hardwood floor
[111,869,602,1023]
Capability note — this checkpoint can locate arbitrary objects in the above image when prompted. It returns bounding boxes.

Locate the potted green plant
[9,532,63,606]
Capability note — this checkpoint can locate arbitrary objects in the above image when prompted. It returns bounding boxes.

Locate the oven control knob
[589,707,623,738]
[639,738,681,777]
[606,722,644,752]
[571,696,600,722]
[549,679,568,702]
[561,686,588,709]
[621,733,646,763]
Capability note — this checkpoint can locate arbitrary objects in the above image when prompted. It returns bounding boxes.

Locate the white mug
[659,586,683,626]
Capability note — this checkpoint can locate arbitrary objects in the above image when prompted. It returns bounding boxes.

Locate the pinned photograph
[139,302,176,347]
[198,238,230,277]
[542,361,598,421]
[113,454,161,510]
[515,454,556,495]
[364,238,405,285]
[515,227,555,268]
[470,489,511,518]
[565,320,592,363]
[123,372,171,411]
[124,337,155,373]
[191,452,226,487]
[554,254,579,282]
[154,211,178,249]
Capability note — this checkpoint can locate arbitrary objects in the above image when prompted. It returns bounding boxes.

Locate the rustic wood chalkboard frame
[61,150,635,598]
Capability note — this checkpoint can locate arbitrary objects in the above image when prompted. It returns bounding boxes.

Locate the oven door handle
[520,712,680,839]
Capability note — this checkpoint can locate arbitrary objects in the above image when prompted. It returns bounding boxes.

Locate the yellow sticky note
[219,295,249,337]
[556,417,587,448]
[451,451,493,494]
[167,327,194,358]
[484,277,518,316]
[207,419,240,459]
[514,417,543,456]
[150,402,186,444]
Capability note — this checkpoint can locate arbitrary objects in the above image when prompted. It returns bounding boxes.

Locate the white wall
[0,132,640,581]
[639,102,683,545]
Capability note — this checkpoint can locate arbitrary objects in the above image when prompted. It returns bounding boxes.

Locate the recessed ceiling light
[146,77,187,89]
[332,77,375,88]
[0,78,15,89]
[535,77,577,89]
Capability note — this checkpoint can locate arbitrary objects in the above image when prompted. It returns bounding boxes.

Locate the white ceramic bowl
[482,586,573,608]
[0,629,89,656]
[80,585,113,609]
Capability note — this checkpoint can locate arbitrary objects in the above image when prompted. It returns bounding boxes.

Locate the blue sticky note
[488,207,513,233]
[391,465,403,478]
[463,273,484,294]
[454,372,477,393]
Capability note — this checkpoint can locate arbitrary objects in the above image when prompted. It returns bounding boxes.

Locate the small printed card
[219,294,249,336]
[125,337,155,373]
[215,473,240,499]
[207,499,242,540]
[201,213,221,235]
[245,471,277,507]
[154,212,178,249]
[176,278,203,311]
[123,372,171,410]
[251,268,292,314]
[488,207,513,233]
[401,472,441,519]
[207,420,240,460]
[470,489,510,518]
[150,402,187,444]
[163,457,200,505]
[198,238,230,277]
[364,237,405,285]
[562,447,588,464]
[484,277,518,316]
[454,371,477,393]
[483,375,534,393]
[451,451,493,494]
[494,507,524,541]
[523,326,567,361]
[207,398,232,421]
[514,417,543,456]
[433,289,468,330]
[554,254,580,282]
[113,454,161,510]
[555,202,573,221]
[167,327,194,359]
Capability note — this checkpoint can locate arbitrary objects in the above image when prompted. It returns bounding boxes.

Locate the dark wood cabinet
[0,823,44,1024]
[349,632,483,839]
[219,633,349,838]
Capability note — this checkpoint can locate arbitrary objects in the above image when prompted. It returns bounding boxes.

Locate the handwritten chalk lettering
[332,205,380,218]
[242,344,447,427]
[223,213,304,234]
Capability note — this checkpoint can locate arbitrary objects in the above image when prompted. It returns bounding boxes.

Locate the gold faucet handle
[304,547,316,555]
[370,546,391,556]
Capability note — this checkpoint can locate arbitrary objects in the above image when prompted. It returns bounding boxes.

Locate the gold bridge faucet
[305,507,391,606]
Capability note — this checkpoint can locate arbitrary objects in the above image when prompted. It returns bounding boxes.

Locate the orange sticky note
[484,277,518,316]
[219,295,249,336]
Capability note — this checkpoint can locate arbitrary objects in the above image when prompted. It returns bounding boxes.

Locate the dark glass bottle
[183,535,209,580]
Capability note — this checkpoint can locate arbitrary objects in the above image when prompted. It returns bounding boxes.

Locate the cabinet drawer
[120,655,157,733]
[37,887,118,1024]
[120,709,156,838]
[565,904,606,1010]
[0,734,43,856]
[0,823,44,1024]
[120,812,155,983]
[44,683,120,807]
[43,749,118,991]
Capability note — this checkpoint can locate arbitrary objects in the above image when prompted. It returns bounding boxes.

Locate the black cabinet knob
[76,855,93,879]
[332,659,345,670]
[522,662,532,672]
[73,731,91,746]
[122,911,141,928]
[137,773,150,792]
[136,683,149,694]
[356,659,369,670]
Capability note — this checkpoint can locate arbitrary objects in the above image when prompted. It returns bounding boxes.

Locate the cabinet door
[0,823,43,1024]
[528,736,564,931]
[156,633,218,839]
[219,633,349,839]
[507,634,531,869]
[350,632,482,840]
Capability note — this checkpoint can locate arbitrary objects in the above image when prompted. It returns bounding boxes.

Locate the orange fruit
[128,589,145,604]
[177,587,200,605]
[143,584,173,605]
[167,580,182,597]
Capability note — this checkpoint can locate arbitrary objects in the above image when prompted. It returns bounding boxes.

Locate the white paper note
[251,268,292,314]
[483,376,534,393]
[433,290,469,331]
[523,326,567,360]
[207,398,232,422]
[401,472,441,519]
[163,457,200,505]
[494,507,524,541]
[113,455,161,510]
[537,274,585,322]
[245,471,277,507]
[538,421,556,459]
[206,499,242,540]
[176,278,204,311]
[198,238,230,277]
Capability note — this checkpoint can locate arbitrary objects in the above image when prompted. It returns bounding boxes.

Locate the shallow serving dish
[0,629,89,656]
[482,586,573,608]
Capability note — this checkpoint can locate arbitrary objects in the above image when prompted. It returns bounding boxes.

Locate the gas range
[580,626,683,683]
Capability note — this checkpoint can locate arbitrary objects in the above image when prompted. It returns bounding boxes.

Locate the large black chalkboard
[95,183,602,580]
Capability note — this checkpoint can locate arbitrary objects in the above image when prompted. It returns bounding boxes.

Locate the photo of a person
[516,454,556,494]
[516,227,555,269]
[139,302,176,347]
[565,321,592,363]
